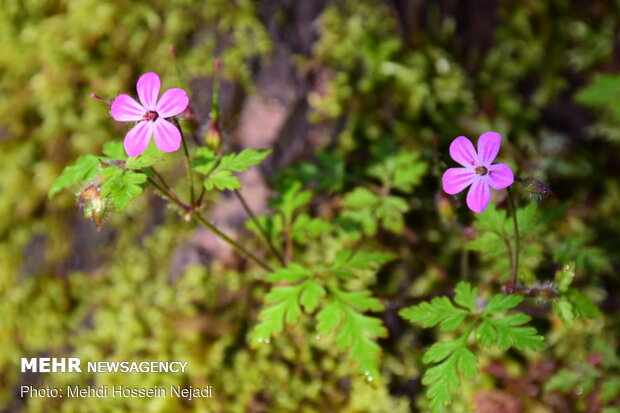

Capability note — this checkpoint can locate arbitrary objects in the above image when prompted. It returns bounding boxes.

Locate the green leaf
[101,141,125,160]
[338,208,378,237]
[474,203,508,233]
[423,339,464,364]
[299,280,326,313]
[250,284,303,346]
[454,282,478,312]
[337,289,385,312]
[344,250,396,270]
[545,369,581,392]
[376,195,409,233]
[575,73,620,120]
[49,155,100,198]
[465,231,504,253]
[513,202,538,235]
[317,290,388,380]
[245,214,283,251]
[601,377,620,404]
[555,262,575,293]
[477,312,544,350]
[328,250,394,279]
[193,147,219,174]
[565,288,602,318]
[342,187,414,235]
[482,294,523,315]
[125,143,164,169]
[422,343,477,413]
[367,150,427,192]
[554,234,611,274]
[468,199,543,283]
[404,286,543,412]
[219,148,271,172]
[272,182,313,224]
[291,214,333,244]
[196,148,271,192]
[400,296,469,331]
[593,338,620,368]
[342,187,380,208]
[273,151,345,193]
[100,168,147,211]
[391,153,427,193]
[552,298,574,327]
[267,262,313,283]
[316,299,342,333]
[204,170,241,190]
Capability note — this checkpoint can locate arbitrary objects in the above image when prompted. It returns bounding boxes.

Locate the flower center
[475,166,488,176]
[143,110,159,121]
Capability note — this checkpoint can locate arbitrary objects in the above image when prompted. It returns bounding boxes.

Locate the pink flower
[111,72,189,157]
[442,132,514,213]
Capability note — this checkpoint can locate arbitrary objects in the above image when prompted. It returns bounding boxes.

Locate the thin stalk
[506,186,520,294]
[147,177,190,212]
[196,185,206,207]
[150,166,172,190]
[150,167,180,197]
[147,178,273,272]
[173,118,196,206]
[503,235,514,284]
[233,189,285,265]
[193,212,273,272]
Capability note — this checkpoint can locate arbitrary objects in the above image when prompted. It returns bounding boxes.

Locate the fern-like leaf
[317,288,387,380]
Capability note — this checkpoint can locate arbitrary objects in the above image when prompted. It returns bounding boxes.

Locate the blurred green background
[1,0,619,412]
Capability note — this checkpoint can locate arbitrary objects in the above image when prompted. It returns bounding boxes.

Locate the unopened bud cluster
[518,177,552,200]
[77,183,108,232]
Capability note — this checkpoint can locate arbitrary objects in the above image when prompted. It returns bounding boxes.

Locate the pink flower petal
[488,163,514,190]
[110,94,145,122]
[137,72,160,111]
[124,121,153,157]
[477,131,501,166]
[156,88,189,118]
[153,119,181,152]
[466,177,491,213]
[450,136,478,167]
[442,167,476,195]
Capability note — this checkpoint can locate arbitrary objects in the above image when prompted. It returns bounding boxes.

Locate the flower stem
[150,166,176,194]
[506,186,520,294]
[192,211,274,272]
[233,189,285,265]
[149,167,189,210]
[173,118,196,206]
[147,176,190,212]
[146,178,273,272]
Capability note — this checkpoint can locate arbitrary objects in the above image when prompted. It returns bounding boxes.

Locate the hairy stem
[192,212,273,272]
[506,186,520,294]
[173,118,196,206]
[150,166,186,207]
[146,179,273,272]
[150,167,171,191]
[147,177,190,212]
[233,189,285,265]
